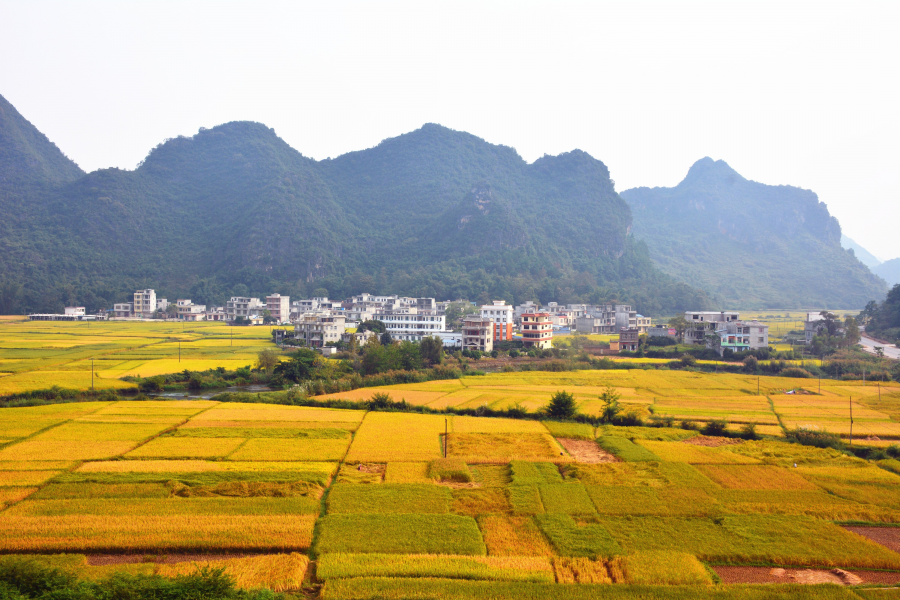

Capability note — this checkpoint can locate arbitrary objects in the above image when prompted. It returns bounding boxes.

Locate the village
[27,288,782,358]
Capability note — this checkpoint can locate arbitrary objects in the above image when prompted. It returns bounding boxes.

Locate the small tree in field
[256,348,279,376]
[546,390,578,419]
[599,385,621,424]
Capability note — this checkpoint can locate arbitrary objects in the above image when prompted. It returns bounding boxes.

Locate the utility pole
[91,359,94,392]
[757,376,760,396]
[444,418,448,458]
[179,341,181,363]
[849,396,853,446]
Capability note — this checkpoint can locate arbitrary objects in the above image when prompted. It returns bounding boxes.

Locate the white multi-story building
[804,312,828,345]
[64,307,86,316]
[462,316,494,352]
[521,312,553,349]
[266,294,290,323]
[684,311,741,345]
[574,304,636,334]
[514,301,540,324]
[133,289,157,318]
[636,315,652,334]
[375,298,447,342]
[226,296,264,320]
[480,300,513,341]
[291,297,339,320]
[710,320,769,356]
[156,298,169,311]
[295,313,346,348]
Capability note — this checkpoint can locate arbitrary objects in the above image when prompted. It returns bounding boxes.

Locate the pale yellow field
[0,320,281,395]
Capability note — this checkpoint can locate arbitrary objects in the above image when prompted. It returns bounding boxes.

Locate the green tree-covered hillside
[0,96,708,314]
[622,158,887,309]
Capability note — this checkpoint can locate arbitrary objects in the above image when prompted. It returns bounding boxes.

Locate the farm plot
[327,484,451,514]
[597,515,900,569]
[124,437,245,459]
[229,438,351,461]
[317,554,554,583]
[636,440,761,464]
[448,433,566,463]
[191,404,365,423]
[0,514,317,552]
[346,413,446,462]
[315,514,487,555]
[652,396,780,425]
[157,553,309,591]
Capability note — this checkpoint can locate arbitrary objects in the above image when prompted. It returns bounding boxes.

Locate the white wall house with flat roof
[266,294,290,323]
[375,299,447,342]
[133,289,157,318]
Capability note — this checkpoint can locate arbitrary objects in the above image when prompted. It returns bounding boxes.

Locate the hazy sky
[2,1,898,260]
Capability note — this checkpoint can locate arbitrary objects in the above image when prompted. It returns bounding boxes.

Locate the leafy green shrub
[739,423,760,440]
[701,419,729,437]
[0,557,270,600]
[545,391,577,419]
[787,428,844,450]
[781,367,812,378]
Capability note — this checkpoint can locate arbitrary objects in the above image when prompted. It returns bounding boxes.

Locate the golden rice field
[321,370,900,442]
[0,368,899,596]
[0,320,287,395]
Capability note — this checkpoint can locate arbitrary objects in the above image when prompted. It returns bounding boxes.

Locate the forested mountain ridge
[0,97,709,315]
[622,158,887,309]
[0,94,83,185]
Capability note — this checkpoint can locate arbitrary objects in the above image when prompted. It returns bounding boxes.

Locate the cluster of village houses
[30,289,785,357]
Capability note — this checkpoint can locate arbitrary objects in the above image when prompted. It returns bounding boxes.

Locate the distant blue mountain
[841,235,882,269]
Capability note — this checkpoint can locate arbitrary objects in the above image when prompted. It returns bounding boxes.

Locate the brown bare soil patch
[713,566,889,585]
[355,463,385,474]
[682,436,742,447]
[844,526,900,553]
[87,553,259,565]
[556,438,619,463]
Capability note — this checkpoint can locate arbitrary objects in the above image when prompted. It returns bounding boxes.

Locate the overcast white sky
[2,1,898,260]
